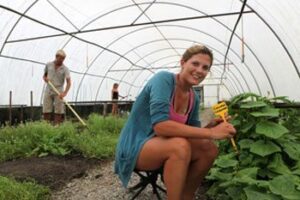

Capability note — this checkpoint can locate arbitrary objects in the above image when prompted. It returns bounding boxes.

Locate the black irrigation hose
[220,0,248,87]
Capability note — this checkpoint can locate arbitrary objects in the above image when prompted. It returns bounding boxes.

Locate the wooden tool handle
[47,81,87,126]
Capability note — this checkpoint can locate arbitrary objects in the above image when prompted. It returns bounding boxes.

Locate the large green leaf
[240,101,267,109]
[251,156,270,166]
[280,134,299,141]
[293,169,300,175]
[235,176,257,185]
[250,140,281,157]
[225,186,245,199]
[297,160,300,167]
[269,175,300,199]
[231,118,241,127]
[236,167,258,178]
[215,156,238,168]
[219,180,236,188]
[294,132,300,138]
[239,120,256,133]
[239,139,254,149]
[267,154,291,175]
[269,96,290,103]
[244,186,280,200]
[239,152,254,167]
[258,168,278,179]
[229,93,260,106]
[244,187,279,200]
[256,180,270,189]
[234,167,259,184]
[256,121,289,139]
[206,168,233,181]
[206,182,221,196]
[281,142,300,161]
[250,108,280,117]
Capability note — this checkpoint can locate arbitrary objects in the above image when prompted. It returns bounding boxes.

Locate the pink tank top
[169,89,194,124]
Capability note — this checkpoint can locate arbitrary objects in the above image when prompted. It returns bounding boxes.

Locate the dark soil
[0,155,103,190]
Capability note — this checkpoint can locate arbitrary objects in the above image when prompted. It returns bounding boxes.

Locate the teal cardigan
[114,71,201,187]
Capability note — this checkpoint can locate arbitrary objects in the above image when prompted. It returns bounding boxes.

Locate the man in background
[42,50,71,124]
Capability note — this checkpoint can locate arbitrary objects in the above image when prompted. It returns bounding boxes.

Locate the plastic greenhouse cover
[0,0,299,106]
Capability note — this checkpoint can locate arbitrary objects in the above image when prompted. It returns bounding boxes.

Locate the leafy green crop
[0,114,126,161]
[0,176,50,200]
[206,93,300,200]
[0,114,126,200]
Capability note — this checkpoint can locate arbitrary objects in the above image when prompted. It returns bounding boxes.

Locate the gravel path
[51,109,214,200]
[51,160,166,200]
[51,160,208,200]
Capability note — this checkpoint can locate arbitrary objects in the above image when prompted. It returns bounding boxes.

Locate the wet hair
[182,45,213,66]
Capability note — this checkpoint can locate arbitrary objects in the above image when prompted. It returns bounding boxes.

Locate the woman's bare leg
[136,136,192,200]
[112,103,117,115]
[182,139,218,200]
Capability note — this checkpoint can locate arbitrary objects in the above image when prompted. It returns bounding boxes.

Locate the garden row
[0,115,126,200]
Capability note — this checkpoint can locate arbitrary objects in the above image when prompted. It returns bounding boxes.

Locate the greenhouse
[0,0,299,200]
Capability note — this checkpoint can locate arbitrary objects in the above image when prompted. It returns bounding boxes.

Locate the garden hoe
[47,80,87,127]
[212,102,239,154]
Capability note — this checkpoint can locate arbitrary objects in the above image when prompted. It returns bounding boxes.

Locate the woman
[111,83,119,116]
[115,45,236,200]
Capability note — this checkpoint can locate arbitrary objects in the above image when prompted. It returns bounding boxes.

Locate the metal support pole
[30,91,33,121]
[103,103,108,117]
[20,105,24,123]
[9,91,12,126]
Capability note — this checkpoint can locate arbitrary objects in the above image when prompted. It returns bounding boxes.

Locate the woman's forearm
[153,120,212,139]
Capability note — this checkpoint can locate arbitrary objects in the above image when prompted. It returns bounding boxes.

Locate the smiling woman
[180,45,213,86]
[114,45,236,200]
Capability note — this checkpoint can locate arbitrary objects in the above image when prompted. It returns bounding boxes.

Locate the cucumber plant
[206,93,300,200]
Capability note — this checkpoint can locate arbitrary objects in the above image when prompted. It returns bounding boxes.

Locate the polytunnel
[0,0,299,107]
[1,1,300,200]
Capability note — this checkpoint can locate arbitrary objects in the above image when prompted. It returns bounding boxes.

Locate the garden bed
[0,155,102,190]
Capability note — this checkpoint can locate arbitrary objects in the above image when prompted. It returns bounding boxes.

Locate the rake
[47,80,87,127]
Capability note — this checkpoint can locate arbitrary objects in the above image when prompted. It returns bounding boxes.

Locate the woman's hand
[209,122,236,140]
[206,115,232,128]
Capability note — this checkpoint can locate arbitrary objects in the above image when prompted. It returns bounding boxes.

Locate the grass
[0,176,50,200]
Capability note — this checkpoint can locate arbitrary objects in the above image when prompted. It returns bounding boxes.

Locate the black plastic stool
[129,168,166,200]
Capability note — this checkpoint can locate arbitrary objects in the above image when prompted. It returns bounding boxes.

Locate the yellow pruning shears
[212,102,238,153]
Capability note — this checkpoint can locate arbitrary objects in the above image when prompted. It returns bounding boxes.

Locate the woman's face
[180,53,211,86]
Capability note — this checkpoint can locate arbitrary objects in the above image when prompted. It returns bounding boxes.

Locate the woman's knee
[202,141,219,160]
[192,140,219,160]
[168,137,192,161]
[209,142,219,159]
